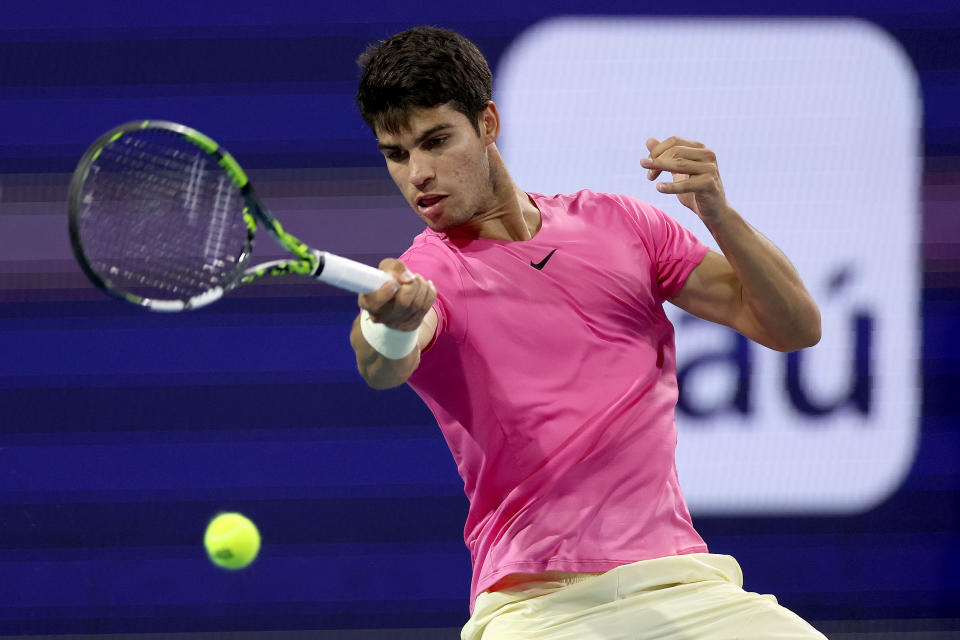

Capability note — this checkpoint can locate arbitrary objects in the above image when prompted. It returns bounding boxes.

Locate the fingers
[645,137,729,218]
[358,258,436,331]
[358,258,405,313]
[378,258,415,286]
[645,138,663,180]
[641,144,715,177]
[649,136,705,158]
[654,172,717,195]
[358,277,400,315]
[389,274,433,318]
[642,137,716,188]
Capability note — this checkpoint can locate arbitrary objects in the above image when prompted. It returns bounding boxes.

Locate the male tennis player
[350,26,825,640]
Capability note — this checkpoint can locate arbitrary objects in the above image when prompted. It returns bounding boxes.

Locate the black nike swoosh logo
[530,249,557,270]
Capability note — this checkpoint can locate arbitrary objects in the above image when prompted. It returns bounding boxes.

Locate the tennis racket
[68,120,392,311]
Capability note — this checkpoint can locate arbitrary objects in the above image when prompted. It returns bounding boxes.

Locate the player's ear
[479,101,500,145]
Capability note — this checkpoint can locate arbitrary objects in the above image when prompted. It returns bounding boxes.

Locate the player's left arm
[642,136,821,353]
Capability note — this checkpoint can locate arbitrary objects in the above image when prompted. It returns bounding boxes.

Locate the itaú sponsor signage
[498,17,921,515]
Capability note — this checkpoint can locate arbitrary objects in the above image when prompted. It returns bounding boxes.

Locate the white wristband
[359,309,419,359]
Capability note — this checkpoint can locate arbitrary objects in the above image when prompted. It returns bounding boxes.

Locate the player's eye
[386,149,407,162]
[425,136,447,150]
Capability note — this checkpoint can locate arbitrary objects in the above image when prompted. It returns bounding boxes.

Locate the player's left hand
[640,137,731,223]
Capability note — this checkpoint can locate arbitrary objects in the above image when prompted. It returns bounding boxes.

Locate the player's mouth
[416,194,447,220]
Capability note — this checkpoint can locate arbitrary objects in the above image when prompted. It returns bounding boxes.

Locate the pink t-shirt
[399,190,710,611]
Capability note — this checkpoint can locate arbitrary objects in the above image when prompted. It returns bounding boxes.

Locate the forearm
[704,207,821,350]
[350,313,420,389]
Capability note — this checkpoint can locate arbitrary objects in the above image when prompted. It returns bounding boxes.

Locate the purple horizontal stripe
[923,200,960,244]
[3,207,418,263]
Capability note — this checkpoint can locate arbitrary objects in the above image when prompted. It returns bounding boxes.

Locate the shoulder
[399,231,455,272]
[529,188,631,209]
[398,236,463,296]
[533,189,673,240]
[532,189,659,220]
[398,231,465,307]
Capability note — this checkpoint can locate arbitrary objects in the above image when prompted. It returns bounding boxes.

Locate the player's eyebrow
[377,123,452,152]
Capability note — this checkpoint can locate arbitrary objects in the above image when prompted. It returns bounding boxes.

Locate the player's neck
[450,152,541,242]
[499,187,542,242]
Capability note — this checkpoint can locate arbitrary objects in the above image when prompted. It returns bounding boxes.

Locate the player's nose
[408,153,435,188]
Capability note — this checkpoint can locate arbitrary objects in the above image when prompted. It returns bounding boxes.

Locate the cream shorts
[462,553,827,640]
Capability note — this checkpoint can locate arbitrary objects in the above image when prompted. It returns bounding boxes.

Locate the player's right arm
[350,258,438,389]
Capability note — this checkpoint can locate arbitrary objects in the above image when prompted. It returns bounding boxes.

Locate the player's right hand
[359,258,436,332]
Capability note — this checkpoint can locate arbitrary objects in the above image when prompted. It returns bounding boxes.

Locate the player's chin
[420,216,448,232]
[408,201,433,226]
[415,207,450,231]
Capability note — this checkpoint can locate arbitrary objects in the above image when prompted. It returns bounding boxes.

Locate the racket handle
[316,252,393,294]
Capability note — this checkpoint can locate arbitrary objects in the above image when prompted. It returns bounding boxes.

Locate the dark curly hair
[356,26,493,136]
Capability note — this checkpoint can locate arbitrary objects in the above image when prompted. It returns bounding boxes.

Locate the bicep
[668,250,756,336]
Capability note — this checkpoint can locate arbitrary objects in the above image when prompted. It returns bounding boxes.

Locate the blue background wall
[1,0,958,636]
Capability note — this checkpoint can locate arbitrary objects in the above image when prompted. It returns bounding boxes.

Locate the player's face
[376,103,497,232]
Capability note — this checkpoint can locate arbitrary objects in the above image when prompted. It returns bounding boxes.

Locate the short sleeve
[615,195,709,301]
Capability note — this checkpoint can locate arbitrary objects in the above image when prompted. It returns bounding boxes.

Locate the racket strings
[75,129,250,302]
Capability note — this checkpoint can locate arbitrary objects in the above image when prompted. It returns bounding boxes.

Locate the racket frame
[68,120,389,311]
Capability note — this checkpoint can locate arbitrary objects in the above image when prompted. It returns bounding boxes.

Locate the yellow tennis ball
[204,512,261,570]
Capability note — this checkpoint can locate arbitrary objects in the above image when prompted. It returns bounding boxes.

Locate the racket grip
[316,252,393,294]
